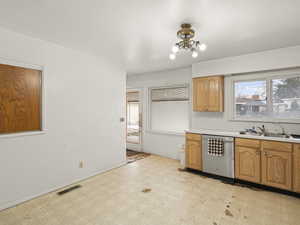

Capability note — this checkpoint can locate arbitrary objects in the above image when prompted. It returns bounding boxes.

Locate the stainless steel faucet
[257,125,266,135]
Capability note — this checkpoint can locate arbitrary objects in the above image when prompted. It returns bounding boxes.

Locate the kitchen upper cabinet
[235,146,261,183]
[293,144,300,193]
[193,76,224,112]
[185,133,202,171]
[261,141,292,190]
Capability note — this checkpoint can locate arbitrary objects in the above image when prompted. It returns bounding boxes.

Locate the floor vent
[57,185,82,196]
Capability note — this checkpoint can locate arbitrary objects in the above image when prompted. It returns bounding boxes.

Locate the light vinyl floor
[0,155,300,225]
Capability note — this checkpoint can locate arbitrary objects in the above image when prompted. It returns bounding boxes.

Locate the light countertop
[186,129,300,144]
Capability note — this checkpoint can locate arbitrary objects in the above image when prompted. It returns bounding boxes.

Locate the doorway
[126,90,142,152]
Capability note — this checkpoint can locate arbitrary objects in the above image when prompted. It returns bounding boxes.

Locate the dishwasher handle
[203,135,234,143]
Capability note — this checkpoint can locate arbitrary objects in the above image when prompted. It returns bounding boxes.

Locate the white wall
[192,45,300,134]
[151,101,189,132]
[192,45,300,77]
[127,67,191,159]
[0,27,126,210]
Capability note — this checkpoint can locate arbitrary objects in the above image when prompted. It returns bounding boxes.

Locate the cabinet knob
[263,151,271,157]
[256,150,261,155]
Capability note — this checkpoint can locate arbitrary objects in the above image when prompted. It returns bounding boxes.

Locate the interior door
[126,90,142,151]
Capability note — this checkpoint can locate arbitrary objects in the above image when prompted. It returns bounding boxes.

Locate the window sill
[145,130,185,136]
[229,117,300,124]
[0,130,47,139]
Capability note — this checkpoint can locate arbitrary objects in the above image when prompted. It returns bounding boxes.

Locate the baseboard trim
[0,161,127,212]
[186,168,300,198]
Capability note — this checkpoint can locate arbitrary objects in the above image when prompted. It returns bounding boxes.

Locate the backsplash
[191,111,300,135]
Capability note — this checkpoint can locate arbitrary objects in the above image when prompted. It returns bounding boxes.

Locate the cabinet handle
[263,152,272,157]
[256,150,261,155]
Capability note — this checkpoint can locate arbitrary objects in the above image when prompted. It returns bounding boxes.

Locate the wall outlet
[79,161,84,168]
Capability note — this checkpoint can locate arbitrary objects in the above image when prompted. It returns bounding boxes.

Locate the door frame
[126,88,143,152]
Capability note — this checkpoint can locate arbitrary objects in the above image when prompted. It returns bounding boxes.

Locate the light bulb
[169,53,176,60]
[199,43,207,51]
[172,45,179,53]
[192,50,198,58]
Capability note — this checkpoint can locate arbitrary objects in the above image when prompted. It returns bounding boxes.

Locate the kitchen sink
[239,131,290,139]
[263,133,290,138]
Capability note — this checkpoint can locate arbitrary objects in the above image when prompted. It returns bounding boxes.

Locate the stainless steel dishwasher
[202,135,234,178]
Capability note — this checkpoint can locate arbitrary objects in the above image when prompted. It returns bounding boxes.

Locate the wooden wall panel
[0,64,42,134]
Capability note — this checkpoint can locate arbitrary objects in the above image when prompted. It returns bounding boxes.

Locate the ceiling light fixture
[169,23,206,60]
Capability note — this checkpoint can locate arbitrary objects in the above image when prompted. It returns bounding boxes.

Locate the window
[0,64,42,134]
[149,85,189,133]
[234,80,267,118]
[232,69,300,122]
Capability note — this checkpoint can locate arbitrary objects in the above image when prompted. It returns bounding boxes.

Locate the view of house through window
[235,80,267,118]
[234,74,300,121]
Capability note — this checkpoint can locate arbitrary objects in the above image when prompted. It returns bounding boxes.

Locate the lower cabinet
[261,149,292,190]
[185,133,202,170]
[187,135,299,193]
[261,141,292,190]
[293,144,300,193]
[235,146,261,183]
[235,139,294,192]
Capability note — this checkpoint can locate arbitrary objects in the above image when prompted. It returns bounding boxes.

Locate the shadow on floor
[126,149,150,164]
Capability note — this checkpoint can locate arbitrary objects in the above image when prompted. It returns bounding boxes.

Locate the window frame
[229,68,300,124]
[147,84,190,135]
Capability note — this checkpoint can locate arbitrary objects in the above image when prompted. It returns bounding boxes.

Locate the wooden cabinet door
[207,76,224,112]
[262,150,292,190]
[293,144,300,193]
[186,139,202,171]
[235,146,261,183]
[192,76,224,112]
[193,78,208,111]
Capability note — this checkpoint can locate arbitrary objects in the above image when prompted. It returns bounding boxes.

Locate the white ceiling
[0,0,300,75]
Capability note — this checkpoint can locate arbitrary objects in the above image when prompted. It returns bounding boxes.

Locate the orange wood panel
[0,64,42,134]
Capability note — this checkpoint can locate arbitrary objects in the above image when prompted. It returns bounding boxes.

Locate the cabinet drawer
[262,141,292,153]
[235,138,260,148]
[186,133,201,141]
